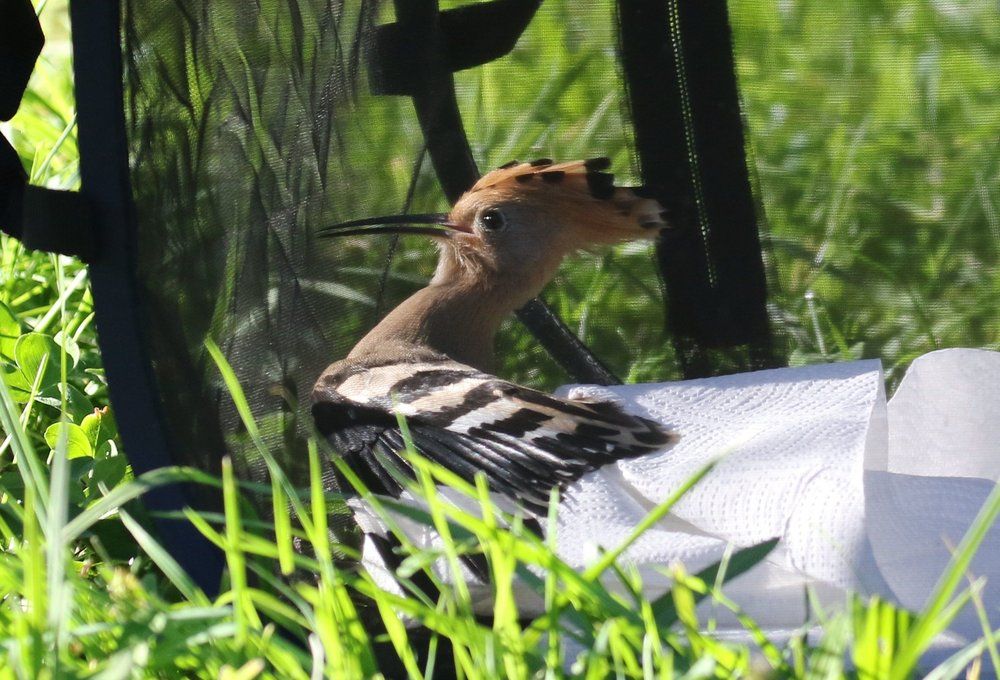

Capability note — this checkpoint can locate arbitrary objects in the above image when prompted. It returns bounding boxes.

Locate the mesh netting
[119,0,999,508]
[730,1,998,384]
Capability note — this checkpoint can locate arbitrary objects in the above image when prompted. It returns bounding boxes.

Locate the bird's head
[320,158,670,302]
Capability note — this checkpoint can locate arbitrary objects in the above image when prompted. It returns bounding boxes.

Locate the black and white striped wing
[311,358,676,513]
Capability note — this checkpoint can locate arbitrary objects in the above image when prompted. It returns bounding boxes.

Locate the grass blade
[650,538,779,629]
[118,507,209,605]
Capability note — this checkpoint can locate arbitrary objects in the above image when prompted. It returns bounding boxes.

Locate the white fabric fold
[557,348,1000,643]
[555,358,890,623]
[868,349,1000,642]
[364,348,1000,651]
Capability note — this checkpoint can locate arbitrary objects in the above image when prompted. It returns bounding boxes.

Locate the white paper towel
[558,348,1000,643]
[886,348,1000,480]
[555,358,892,626]
[868,349,1000,642]
[361,348,1000,647]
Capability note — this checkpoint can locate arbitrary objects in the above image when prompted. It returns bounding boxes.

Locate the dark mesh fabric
[120,0,660,501]
[119,0,998,512]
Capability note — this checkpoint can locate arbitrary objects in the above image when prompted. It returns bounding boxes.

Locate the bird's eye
[478,209,507,233]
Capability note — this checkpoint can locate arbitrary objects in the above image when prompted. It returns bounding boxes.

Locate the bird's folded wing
[312,358,675,512]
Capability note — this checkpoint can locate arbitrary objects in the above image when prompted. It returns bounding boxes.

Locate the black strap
[371,0,541,97]
[71,0,224,593]
[382,0,481,204]
[0,0,98,261]
[0,0,44,120]
[371,0,621,386]
[618,0,779,378]
[0,0,40,239]
[21,186,98,261]
[0,135,98,261]
[0,136,26,229]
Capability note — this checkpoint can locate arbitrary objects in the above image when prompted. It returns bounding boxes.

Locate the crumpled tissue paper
[558,348,1000,647]
[363,348,1000,655]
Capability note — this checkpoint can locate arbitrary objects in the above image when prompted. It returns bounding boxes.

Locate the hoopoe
[312,158,677,518]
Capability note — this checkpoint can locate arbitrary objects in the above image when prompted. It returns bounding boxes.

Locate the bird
[311,158,677,551]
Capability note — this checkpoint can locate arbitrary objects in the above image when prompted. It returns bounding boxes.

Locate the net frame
[19,0,780,595]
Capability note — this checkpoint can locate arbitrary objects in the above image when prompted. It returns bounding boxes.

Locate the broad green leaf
[82,406,118,457]
[44,422,94,459]
[0,470,26,497]
[91,447,129,496]
[0,302,21,359]
[1,360,33,398]
[68,457,93,507]
[14,332,62,393]
[37,383,93,422]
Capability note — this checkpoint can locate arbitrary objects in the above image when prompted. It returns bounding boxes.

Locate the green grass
[1,0,999,677]
[4,328,1000,677]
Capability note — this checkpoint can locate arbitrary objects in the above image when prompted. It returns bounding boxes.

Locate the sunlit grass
[1,0,998,676]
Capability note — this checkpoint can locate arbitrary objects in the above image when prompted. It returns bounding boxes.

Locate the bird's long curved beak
[317,213,465,238]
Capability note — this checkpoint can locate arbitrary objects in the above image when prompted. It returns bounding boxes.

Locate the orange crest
[450,158,669,244]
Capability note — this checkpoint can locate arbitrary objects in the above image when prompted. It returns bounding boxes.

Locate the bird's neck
[348,276,526,372]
